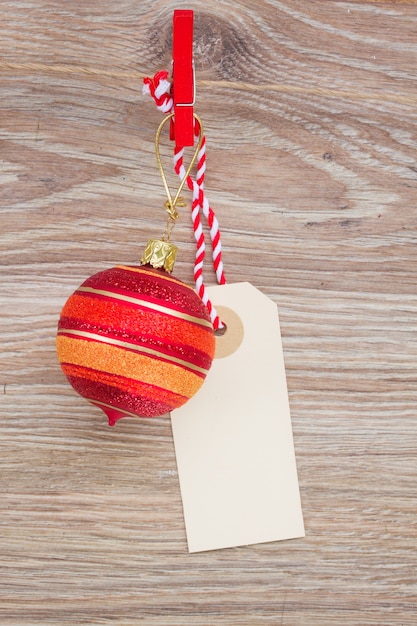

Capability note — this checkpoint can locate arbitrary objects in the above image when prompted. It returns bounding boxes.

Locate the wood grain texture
[1,0,417,624]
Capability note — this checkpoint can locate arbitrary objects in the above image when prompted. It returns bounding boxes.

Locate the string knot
[142,71,173,113]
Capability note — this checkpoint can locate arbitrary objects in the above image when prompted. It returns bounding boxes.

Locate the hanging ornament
[56,263,215,426]
[56,10,227,425]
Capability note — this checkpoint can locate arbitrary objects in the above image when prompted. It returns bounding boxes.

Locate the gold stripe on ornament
[88,399,142,419]
[58,328,209,375]
[76,286,213,329]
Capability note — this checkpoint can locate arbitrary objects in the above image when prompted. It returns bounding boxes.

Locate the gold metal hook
[140,114,204,273]
[155,113,204,228]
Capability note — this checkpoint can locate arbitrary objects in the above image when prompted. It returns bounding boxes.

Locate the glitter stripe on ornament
[59,293,214,356]
[58,318,213,373]
[57,335,205,397]
[83,265,211,321]
[90,401,145,421]
[116,265,196,291]
[76,286,212,328]
[90,401,152,424]
[69,378,174,423]
[63,367,188,417]
[61,363,188,406]
[58,328,211,375]
[63,368,185,421]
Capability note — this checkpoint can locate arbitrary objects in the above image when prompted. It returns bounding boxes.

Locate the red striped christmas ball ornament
[56,244,215,425]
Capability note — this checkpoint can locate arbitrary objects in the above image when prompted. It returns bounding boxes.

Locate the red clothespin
[170,9,195,147]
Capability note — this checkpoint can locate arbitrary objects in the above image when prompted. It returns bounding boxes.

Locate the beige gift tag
[171,282,305,553]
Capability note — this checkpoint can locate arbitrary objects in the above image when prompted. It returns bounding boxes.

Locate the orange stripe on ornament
[58,328,209,375]
[56,335,204,398]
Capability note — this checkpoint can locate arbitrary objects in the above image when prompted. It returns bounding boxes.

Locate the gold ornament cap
[141,239,178,273]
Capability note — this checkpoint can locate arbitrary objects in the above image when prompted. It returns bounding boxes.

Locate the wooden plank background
[1,0,416,623]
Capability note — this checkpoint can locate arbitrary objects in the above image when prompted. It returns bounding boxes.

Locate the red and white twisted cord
[143,71,226,330]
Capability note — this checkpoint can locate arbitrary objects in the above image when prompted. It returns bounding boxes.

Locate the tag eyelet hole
[213,306,244,359]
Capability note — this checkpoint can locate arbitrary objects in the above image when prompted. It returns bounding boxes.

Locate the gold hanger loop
[155,113,204,221]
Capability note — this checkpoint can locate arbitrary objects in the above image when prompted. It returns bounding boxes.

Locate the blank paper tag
[171,283,305,553]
